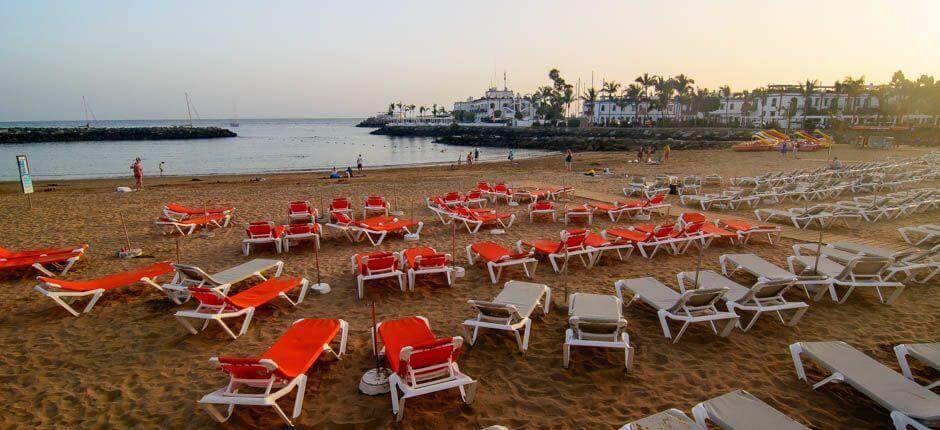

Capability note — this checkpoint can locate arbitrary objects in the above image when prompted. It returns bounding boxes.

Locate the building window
[489,103,495,109]
[601,105,605,111]
[771,99,777,107]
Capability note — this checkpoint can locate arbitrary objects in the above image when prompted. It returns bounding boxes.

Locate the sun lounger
[466,242,537,283]
[787,254,905,304]
[511,187,550,203]
[175,277,309,339]
[156,213,232,235]
[563,204,593,225]
[680,193,732,211]
[328,197,353,220]
[363,195,390,218]
[547,186,574,200]
[287,201,316,223]
[754,205,832,229]
[352,251,404,299]
[281,222,320,252]
[615,277,737,342]
[678,213,737,245]
[676,270,807,331]
[243,221,285,255]
[375,316,476,421]
[451,206,515,233]
[583,232,634,266]
[528,201,556,222]
[619,409,702,430]
[894,343,940,389]
[161,259,284,304]
[440,190,486,208]
[199,318,347,426]
[898,224,940,246]
[719,253,830,300]
[604,225,685,258]
[463,280,551,353]
[327,213,423,246]
[491,183,513,203]
[516,229,593,273]
[0,244,87,277]
[691,390,811,430]
[789,341,940,430]
[34,261,174,316]
[716,218,781,245]
[401,246,460,290]
[164,203,235,220]
[564,293,633,369]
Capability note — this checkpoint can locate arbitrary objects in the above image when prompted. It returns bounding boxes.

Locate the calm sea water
[0,118,551,181]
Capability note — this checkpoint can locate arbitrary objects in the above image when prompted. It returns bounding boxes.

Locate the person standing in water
[564,149,573,171]
[131,157,143,190]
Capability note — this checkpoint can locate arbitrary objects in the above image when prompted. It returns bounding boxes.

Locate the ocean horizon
[0,118,552,181]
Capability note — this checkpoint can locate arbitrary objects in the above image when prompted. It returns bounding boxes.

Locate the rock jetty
[0,126,237,144]
[372,125,753,151]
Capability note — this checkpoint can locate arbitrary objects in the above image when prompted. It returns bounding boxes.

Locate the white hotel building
[582,99,682,124]
[712,84,885,128]
[452,87,537,123]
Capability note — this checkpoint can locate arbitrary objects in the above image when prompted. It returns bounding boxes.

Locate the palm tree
[785,97,798,130]
[671,74,695,121]
[740,90,753,128]
[395,102,403,117]
[625,83,643,125]
[601,80,621,124]
[419,106,426,117]
[407,104,416,118]
[635,73,656,121]
[719,85,732,124]
[653,77,674,123]
[800,79,819,129]
[581,87,599,125]
[387,103,395,115]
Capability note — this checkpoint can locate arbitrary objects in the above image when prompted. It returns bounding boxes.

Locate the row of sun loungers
[621,390,811,429]
[900,223,940,246]
[0,243,87,277]
[755,188,938,229]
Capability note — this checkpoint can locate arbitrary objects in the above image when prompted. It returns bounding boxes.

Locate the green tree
[671,74,695,121]
[625,83,644,124]
[581,87,599,124]
[800,79,820,129]
[719,85,732,124]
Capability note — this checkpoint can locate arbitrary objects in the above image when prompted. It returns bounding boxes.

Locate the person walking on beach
[508,149,515,165]
[564,149,573,171]
[779,141,788,158]
[663,144,671,162]
[356,154,363,173]
[474,148,479,161]
[131,157,143,190]
[159,161,165,177]
[792,142,799,159]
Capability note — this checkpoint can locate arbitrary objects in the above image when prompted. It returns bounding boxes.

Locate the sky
[1,0,938,121]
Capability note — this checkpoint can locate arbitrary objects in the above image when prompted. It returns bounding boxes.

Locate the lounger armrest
[467,300,521,319]
[210,356,279,371]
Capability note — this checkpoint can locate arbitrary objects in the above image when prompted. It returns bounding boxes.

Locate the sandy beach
[1,145,937,429]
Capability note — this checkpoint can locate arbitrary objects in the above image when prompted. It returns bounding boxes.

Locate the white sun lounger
[787,255,905,304]
[894,343,940,390]
[619,409,702,430]
[719,253,830,300]
[161,259,284,304]
[615,277,738,343]
[463,280,551,353]
[789,341,940,430]
[898,224,940,246]
[691,390,811,430]
[677,270,807,332]
[564,293,633,370]
[754,205,832,229]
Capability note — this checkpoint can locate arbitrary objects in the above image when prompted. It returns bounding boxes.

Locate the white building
[452,87,537,123]
[582,97,683,124]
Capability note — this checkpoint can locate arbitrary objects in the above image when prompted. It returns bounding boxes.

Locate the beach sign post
[16,154,33,209]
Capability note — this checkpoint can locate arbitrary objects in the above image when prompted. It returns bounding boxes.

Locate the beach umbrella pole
[359,301,390,395]
[311,237,330,293]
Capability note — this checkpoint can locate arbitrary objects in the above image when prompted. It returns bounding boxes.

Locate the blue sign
[17,155,33,194]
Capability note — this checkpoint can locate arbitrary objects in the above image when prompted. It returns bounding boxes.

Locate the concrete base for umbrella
[359,368,391,395]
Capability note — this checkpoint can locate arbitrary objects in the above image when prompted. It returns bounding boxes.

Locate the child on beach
[663,144,671,161]
[467,152,473,167]
[565,149,573,171]
[130,157,143,190]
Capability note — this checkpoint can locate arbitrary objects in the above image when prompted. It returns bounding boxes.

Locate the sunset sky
[2,0,938,121]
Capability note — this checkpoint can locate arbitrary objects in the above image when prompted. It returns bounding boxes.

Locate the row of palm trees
[577,73,713,124]
[386,102,448,118]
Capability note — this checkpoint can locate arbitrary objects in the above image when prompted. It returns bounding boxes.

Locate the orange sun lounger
[375,316,476,421]
[0,244,87,277]
[402,246,460,290]
[34,261,174,316]
[164,203,235,219]
[175,277,310,339]
[717,218,782,244]
[466,241,538,283]
[199,318,348,426]
[156,213,231,235]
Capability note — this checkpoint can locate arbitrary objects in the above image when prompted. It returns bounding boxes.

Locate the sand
[0,145,937,429]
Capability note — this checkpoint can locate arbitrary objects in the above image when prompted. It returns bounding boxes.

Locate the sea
[0,118,551,181]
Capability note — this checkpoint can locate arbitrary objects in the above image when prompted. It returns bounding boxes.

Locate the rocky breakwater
[0,126,237,143]
[373,125,753,151]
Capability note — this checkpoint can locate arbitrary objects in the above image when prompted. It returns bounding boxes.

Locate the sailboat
[229,102,239,127]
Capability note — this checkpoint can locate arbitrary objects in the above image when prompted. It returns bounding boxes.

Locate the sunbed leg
[174,315,200,335]
[789,343,807,381]
[292,375,307,419]
[812,372,845,389]
[882,284,906,305]
[219,319,240,340]
[518,319,532,353]
[891,411,930,430]
[563,341,571,368]
[238,309,255,337]
[82,290,106,314]
[43,292,83,317]
[894,344,914,380]
[786,306,808,327]
[656,309,673,340]
[719,317,738,337]
[201,403,233,423]
[31,263,56,277]
[271,402,293,426]
[692,404,710,428]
